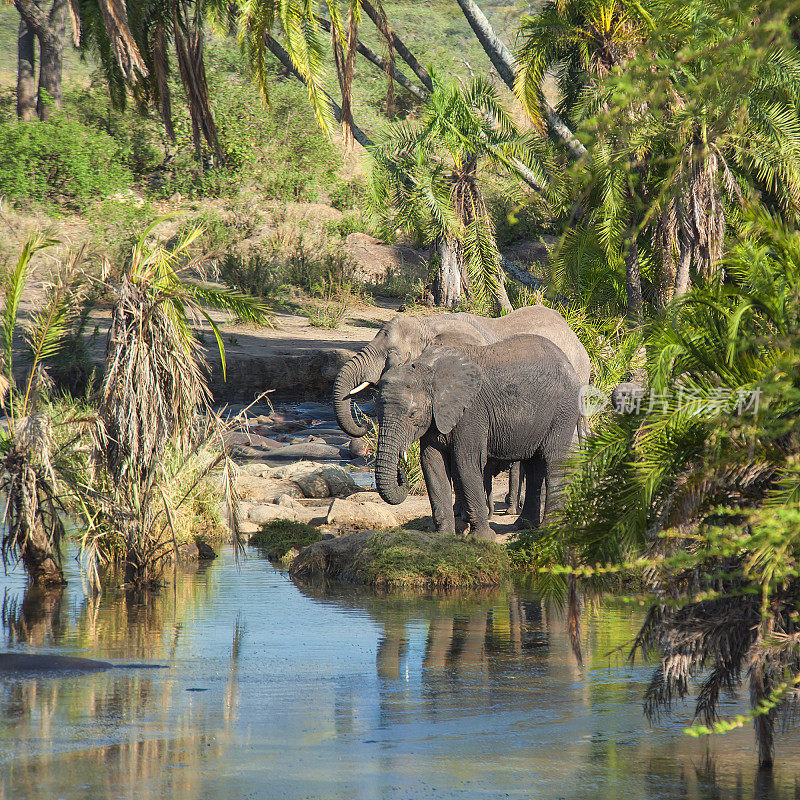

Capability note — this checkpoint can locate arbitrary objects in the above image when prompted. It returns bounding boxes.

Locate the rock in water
[0,653,113,673]
[263,443,344,461]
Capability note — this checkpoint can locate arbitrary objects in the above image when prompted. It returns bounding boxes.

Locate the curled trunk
[375,422,410,505]
[332,343,384,437]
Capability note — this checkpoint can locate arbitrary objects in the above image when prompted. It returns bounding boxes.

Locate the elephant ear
[426,347,482,435]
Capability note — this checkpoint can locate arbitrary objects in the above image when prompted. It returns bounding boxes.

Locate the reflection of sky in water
[0,547,799,800]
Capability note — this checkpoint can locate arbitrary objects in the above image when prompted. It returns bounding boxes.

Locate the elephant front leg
[452,449,493,541]
[420,443,456,535]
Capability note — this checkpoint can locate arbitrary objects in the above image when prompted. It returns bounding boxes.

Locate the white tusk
[402,450,408,459]
[348,382,370,396]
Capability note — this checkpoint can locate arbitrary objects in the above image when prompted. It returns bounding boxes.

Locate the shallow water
[1,547,798,800]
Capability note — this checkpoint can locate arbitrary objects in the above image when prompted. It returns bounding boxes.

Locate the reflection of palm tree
[3,585,65,648]
[224,613,245,725]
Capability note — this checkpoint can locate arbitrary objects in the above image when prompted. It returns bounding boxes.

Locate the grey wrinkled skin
[333,305,590,521]
[332,305,591,438]
[374,335,582,541]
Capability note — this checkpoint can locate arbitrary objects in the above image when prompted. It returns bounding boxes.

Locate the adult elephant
[374,335,582,539]
[333,305,591,438]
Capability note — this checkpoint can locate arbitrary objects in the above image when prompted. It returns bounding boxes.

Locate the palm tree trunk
[494,268,513,314]
[261,32,376,150]
[360,0,433,92]
[674,234,692,297]
[315,14,426,100]
[435,238,462,308]
[625,227,643,323]
[453,0,587,160]
[17,15,36,121]
[26,0,68,120]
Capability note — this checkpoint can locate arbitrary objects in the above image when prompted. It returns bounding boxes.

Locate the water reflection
[0,548,798,800]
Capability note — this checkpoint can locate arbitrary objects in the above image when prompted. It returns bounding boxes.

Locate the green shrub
[0,114,132,204]
[329,177,367,211]
[249,520,322,560]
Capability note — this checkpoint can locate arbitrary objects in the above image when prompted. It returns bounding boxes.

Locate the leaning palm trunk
[173,13,223,165]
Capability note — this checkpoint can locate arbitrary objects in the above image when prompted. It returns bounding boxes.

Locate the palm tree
[370,75,552,311]
[0,235,90,586]
[518,0,800,309]
[536,210,800,766]
[95,219,269,589]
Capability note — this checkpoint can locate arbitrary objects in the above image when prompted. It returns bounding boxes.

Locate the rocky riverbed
[221,399,436,537]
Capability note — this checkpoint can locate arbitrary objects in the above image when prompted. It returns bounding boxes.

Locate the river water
[1,546,798,800]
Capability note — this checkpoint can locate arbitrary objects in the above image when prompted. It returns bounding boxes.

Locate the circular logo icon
[579,385,608,417]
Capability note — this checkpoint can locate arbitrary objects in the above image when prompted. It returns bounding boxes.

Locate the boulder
[266,462,360,498]
[275,493,297,508]
[237,476,304,503]
[175,540,218,562]
[326,498,399,529]
[263,443,344,461]
[346,490,383,504]
[290,530,374,583]
[349,438,369,458]
[223,431,284,449]
[249,504,297,524]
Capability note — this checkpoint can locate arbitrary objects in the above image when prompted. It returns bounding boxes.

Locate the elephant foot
[471,527,498,542]
[513,516,537,532]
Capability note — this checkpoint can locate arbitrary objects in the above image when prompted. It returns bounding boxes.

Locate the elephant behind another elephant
[333,305,591,438]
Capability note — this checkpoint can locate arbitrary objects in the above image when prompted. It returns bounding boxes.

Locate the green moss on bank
[359,530,510,590]
[249,520,323,561]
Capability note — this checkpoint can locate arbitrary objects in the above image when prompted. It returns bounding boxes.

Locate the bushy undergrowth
[0,114,132,205]
[249,520,323,560]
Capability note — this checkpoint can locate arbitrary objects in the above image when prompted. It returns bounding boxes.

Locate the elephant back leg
[517,456,545,529]
[540,423,577,521]
[505,463,522,515]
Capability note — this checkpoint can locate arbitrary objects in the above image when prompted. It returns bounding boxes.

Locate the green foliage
[249,520,323,560]
[360,529,510,589]
[329,177,367,211]
[0,114,131,206]
[370,73,554,312]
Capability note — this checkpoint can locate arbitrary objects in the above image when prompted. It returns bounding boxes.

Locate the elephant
[333,305,591,438]
[374,334,582,540]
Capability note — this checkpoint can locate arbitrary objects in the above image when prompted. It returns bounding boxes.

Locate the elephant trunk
[375,420,410,505]
[333,344,384,438]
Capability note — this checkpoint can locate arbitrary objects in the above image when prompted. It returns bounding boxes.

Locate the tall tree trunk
[36,0,67,120]
[453,0,587,160]
[494,268,513,314]
[435,239,462,308]
[674,233,692,298]
[624,228,643,323]
[360,0,433,92]
[17,15,36,121]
